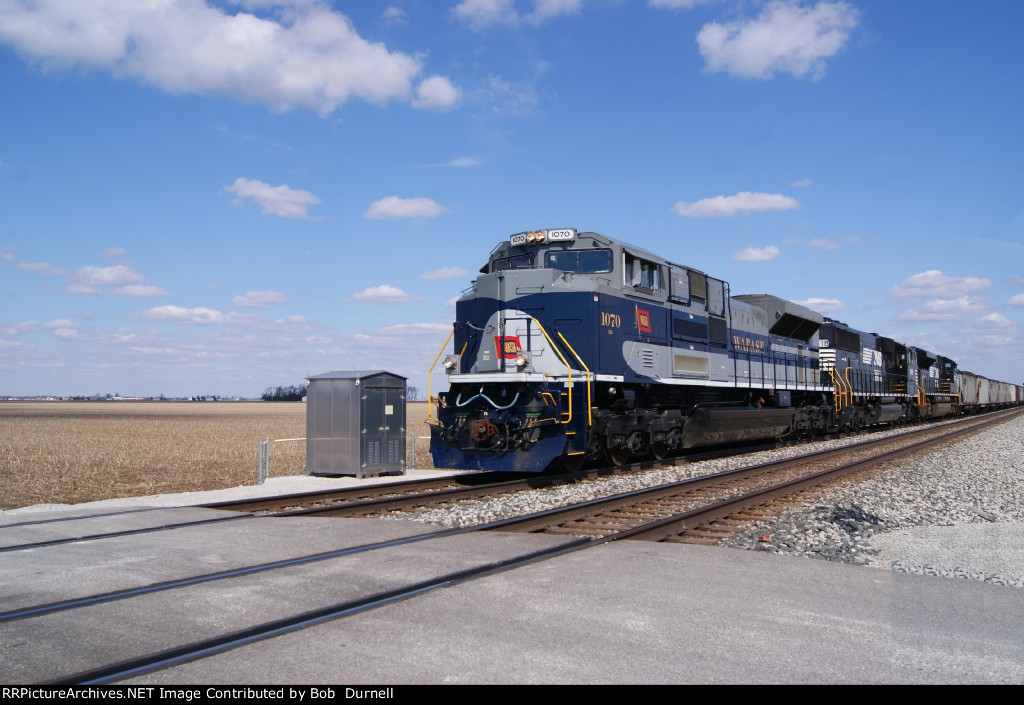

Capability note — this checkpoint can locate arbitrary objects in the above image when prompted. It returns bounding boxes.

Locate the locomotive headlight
[527,230,546,244]
[514,352,529,370]
[443,355,458,373]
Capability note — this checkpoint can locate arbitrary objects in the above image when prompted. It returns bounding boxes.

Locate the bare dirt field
[0,401,434,510]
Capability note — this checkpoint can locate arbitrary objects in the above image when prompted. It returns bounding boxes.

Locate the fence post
[257,438,270,485]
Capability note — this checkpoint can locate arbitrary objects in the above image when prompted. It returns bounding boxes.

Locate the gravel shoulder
[720,413,1024,588]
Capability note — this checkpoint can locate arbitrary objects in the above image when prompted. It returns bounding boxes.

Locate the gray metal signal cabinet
[305,371,407,478]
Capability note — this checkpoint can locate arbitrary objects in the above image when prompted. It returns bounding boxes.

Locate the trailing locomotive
[427,228,1022,473]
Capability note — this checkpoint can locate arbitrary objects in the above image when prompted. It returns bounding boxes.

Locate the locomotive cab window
[624,252,660,291]
[492,253,533,272]
[545,249,613,273]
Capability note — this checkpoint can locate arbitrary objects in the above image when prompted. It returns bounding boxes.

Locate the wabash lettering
[732,335,766,354]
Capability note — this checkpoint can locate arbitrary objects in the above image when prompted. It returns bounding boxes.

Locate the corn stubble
[1,402,436,510]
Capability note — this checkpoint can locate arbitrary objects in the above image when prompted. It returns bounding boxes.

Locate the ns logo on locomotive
[427,228,1023,473]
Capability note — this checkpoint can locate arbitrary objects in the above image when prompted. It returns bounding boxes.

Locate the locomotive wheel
[649,442,669,461]
[606,446,630,467]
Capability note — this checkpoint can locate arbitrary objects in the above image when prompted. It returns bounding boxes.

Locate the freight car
[427,228,1021,472]
[958,370,1024,414]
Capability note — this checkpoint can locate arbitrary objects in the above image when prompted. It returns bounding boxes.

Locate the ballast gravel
[393,413,1024,589]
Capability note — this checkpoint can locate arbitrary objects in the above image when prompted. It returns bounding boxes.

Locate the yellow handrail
[530,317,573,424]
[828,365,850,418]
[426,327,455,426]
[557,331,592,428]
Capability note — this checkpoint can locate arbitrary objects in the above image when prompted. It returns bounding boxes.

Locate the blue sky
[1,0,1022,398]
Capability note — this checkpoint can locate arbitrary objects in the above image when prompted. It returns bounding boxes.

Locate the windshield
[545,249,613,273]
[492,254,534,272]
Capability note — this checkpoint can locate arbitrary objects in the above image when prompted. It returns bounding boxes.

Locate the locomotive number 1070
[546,229,576,241]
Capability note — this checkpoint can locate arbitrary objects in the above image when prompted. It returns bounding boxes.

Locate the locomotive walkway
[2,473,1023,684]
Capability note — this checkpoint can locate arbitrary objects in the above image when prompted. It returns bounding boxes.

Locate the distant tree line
[262,384,307,402]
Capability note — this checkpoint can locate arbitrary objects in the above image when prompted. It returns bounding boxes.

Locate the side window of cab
[623,252,660,291]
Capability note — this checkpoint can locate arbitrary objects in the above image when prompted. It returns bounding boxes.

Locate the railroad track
[6,408,1018,684]
[204,441,782,517]
[485,408,1024,542]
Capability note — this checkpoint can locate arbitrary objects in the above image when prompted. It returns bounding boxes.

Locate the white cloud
[525,0,582,25]
[795,297,844,313]
[806,238,840,250]
[347,285,423,303]
[102,247,126,258]
[224,178,321,219]
[650,0,713,8]
[0,246,14,261]
[135,305,258,326]
[697,1,860,80]
[450,0,520,29]
[732,245,780,262]
[979,313,1012,327]
[790,178,813,187]
[353,322,451,346]
[17,319,79,333]
[128,346,180,357]
[892,297,989,322]
[420,266,469,281]
[889,270,991,298]
[450,0,579,30]
[231,290,289,309]
[69,265,146,287]
[113,285,170,297]
[673,192,799,217]
[446,296,460,308]
[17,261,67,276]
[974,334,1013,347]
[0,1,455,115]
[413,75,461,111]
[138,306,232,325]
[382,6,407,25]
[268,315,317,333]
[363,196,448,220]
[486,75,540,116]
[1008,293,1024,307]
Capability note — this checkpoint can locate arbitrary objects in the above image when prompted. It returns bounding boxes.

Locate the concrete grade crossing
[1,474,1022,684]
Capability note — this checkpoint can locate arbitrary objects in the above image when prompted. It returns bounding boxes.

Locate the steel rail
[47,535,593,685]
[0,526,472,624]
[490,408,1022,539]
[0,513,253,554]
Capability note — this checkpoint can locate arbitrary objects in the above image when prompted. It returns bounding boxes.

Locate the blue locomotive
[427,228,1022,473]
